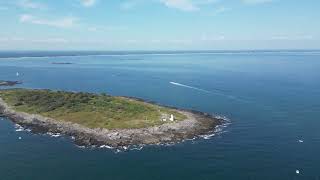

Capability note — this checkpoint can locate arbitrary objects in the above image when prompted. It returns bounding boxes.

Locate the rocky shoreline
[0,80,21,86]
[0,97,224,148]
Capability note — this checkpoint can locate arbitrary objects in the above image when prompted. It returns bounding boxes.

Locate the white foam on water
[76,145,86,149]
[52,134,61,138]
[47,132,61,138]
[99,145,113,149]
[202,133,216,140]
[77,143,145,152]
[131,146,144,151]
[15,124,24,132]
[199,116,231,140]
[14,124,31,132]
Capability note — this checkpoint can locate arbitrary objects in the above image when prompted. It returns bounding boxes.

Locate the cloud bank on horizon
[0,0,319,50]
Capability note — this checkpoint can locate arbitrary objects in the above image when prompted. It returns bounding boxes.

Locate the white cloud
[242,0,273,4]
[0,37,25,42]
[120,0,220,12]
[271,35,314,40]
[0,37,69,43]
[159,0,221,11]
[87,25,127,32]
[120,0,140,10]
[201,33,226,41]
[18,0,47,9]
[32,38,69,43]
[159,0,198,11]
[212,6,230,15]
[20,14,77,28]
[80,0,97,7]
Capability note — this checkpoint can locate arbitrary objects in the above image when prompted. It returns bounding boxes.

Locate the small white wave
[202,133,216,140]
[99,145,113,149]
[14,124,31,132]
[15,124,24,132]
[47,132,61,138]
[131,146,144,151]
[199,117,231,140]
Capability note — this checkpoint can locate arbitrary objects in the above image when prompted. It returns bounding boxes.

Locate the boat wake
[170,82,211,93]
[170,81,251,103]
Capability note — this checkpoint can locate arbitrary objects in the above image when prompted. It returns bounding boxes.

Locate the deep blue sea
[0,51,320,180]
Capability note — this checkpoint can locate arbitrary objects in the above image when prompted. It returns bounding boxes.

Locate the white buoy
[18,137,22,140]
[296,170,300,174]
[16,72,20,76]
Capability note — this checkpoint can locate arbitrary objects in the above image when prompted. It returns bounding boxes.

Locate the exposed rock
[0,97,223,148]
[0,81,21,86]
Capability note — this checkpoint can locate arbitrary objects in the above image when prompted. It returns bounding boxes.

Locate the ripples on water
[1,51,320,180]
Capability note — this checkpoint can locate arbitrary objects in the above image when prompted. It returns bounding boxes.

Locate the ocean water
[0,51,320,180]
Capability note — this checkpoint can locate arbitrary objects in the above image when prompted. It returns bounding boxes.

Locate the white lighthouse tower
[170,114,174,121]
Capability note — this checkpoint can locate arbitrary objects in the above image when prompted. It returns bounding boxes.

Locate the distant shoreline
[0,50,319,59]
[51,62,74,65]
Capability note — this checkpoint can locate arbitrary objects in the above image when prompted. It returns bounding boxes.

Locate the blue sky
[0,0,319,50]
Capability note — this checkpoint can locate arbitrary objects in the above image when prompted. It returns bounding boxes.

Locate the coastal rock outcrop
[0,81,21,86]
[0,92,223,148]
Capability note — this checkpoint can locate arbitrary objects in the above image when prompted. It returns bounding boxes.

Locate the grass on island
[0,89,186,129]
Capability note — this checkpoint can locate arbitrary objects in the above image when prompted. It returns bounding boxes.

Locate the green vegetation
[0,89,186,129]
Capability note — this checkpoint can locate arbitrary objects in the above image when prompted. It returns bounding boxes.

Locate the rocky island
[0,89,223,148]
[0,80,21,86]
